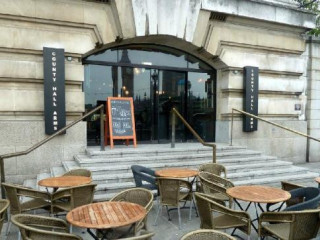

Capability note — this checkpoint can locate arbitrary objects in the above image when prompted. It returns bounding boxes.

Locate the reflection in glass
[187,72,215,141]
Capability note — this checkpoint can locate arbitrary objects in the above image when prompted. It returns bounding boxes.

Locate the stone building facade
[0,0,319,182]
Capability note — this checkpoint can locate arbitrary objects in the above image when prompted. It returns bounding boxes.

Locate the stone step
[36,172,51,192]
[79,158,285,175]
[226,161,292,173]
[51,166,66,177]
[228,166,309,181]
[234,172,319,187]
[86,144,246,158]
[75,150,263,167]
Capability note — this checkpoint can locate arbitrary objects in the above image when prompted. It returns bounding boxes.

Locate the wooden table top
[315,177,320,183]
[227,185,291,203]
[38,176,92,188]
[155,168,199,178]
[66,201,146,229]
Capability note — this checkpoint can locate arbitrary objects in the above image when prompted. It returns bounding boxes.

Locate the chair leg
[188,199,192,221]
[177,205,182,230]
[5,219,11,238]
[153,204,162,226]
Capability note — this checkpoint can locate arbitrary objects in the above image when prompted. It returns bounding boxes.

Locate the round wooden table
[38,176,92,191]
[155,168,199,178]
[66,201,146,240]
[227,185,290,233]
[227,185,291,204]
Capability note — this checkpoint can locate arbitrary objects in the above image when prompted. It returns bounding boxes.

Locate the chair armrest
[259,212,294,224]
[224,208,251,221]
[17,188,51,200]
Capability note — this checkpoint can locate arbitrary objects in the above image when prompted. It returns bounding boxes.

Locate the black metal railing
[171,108,217,163]
[0,104,105,199]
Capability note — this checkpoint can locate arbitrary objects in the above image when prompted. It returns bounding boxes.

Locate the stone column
[306,36,320,162]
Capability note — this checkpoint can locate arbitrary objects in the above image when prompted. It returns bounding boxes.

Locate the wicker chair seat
[212,215,249,229]
[262,223,290,239]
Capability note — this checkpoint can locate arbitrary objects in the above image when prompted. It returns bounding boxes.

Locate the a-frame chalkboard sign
[105,97,137,148]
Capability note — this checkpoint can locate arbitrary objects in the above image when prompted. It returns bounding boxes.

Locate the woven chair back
[199,163,226,178]
[63,169,92,178]
[198,172,233,196]
[0,199,9,232]
[110,188,154,213]
[157,178,182,206]
[70,183,96,209]
[289,209,320,239]
[194,192,215,229]
[2,183,22,215]
[180,229,236,240]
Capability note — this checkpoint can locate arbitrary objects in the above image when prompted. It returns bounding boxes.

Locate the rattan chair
[109,188,154,236]
[154,178,194,229]
[180,229,236,240]
[194,192,251,240]
[2,182,51,238]
[11,214,82,240]
[198,172,234,208]
[259,208,320,240]
[62,168,92,178]
[0,199,10,234]
[199,163,227,178]
[51,183,96,214]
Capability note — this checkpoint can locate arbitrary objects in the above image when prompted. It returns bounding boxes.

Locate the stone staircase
[24,143,319,201]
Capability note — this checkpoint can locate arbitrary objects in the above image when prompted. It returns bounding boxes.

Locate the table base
[87,225,135,240]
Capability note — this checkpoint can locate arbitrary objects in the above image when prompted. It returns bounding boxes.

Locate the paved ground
[2,160,320,240]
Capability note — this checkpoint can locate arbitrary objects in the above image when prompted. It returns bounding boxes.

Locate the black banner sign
[43,47,66,135]
[243,66,259,132]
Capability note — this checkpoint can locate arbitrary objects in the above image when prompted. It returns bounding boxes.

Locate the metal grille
[210,12,227,22]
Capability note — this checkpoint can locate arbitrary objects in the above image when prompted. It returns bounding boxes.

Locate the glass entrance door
[131,68,186,142]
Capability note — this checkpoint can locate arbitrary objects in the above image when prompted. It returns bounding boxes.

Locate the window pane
[118,48,188,68]
[85,48,118,62]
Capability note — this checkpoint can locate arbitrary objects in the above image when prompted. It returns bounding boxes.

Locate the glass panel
[85,48,118,62]
[84,65,114,145]
[187,55,212,71]
[187,72,215,141]
[158,70,186,142]
[118,48,188,69]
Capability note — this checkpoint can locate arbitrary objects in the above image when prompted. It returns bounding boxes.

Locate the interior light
[142,62,152,65]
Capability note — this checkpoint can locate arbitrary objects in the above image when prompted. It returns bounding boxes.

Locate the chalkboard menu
[106,97,137,148]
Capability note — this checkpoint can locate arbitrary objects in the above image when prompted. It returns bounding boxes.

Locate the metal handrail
[231,108,320,146]
[0,104,105,198]
[171,108,217,163]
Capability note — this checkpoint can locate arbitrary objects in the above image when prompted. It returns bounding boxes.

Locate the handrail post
[212,144,216,163]
[171,110,175,148]
[100,106,105,151]
[230,109,234,146]
[0,156,5,199]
